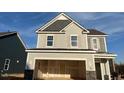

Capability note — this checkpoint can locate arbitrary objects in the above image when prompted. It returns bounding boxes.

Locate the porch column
[112,58,116,72]
[24,54,36,80]
[106,59,111,80]
[100,59,111,80]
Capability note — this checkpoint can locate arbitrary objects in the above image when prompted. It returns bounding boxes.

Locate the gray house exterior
[0,32,27,77]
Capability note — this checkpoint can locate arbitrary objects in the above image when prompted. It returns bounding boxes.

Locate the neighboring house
[25,13,117,80]
[0,32,27,77]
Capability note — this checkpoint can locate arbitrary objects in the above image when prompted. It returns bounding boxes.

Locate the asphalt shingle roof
[43,20,72,31]
[87,29,107,35]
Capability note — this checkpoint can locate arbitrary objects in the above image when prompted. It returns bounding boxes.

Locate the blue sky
[0,12,123,63]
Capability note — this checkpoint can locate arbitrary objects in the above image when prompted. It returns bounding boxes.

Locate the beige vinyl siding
[37,23,88,49]
[88,36,106,52]
[88,37,91,49]
[26,52,95,71]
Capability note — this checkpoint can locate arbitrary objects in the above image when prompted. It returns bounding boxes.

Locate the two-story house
[25,13,116,80]
[0,32,27,78]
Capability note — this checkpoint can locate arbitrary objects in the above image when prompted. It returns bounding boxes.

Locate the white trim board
[88,35,108,37]
[26,49,96,53]
[34,57,87,61]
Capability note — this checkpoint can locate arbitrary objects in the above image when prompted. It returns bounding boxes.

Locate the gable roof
[0,31,26,49]
[0,32,17,38]
[87,29,107,35]
[37,13,89,33]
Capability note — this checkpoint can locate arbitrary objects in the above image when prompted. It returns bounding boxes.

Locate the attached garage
[25,49,97,80]
[33,60,86,80]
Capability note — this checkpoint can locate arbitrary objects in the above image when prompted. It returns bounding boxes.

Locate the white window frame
[91,37,99,50]
[70,35,78,48]
[4,59,10,70]
[46,35,54,47]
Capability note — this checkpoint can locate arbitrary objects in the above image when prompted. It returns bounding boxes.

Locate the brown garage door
[34,60,86,80]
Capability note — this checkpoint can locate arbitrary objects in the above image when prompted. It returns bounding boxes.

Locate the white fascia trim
[94,54,117,58]
[17,33,27,49]
[88,35,108,37]
[34,57,87,61]
[37,32,65,34]
[26,50,96,53]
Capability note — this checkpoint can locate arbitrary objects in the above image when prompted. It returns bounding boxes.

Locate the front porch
[95,53,116,80]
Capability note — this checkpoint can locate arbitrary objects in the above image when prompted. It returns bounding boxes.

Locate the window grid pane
[47,36,53,40]
[71,36,77,40]
[72,41,77,46]
[47,41,53,46]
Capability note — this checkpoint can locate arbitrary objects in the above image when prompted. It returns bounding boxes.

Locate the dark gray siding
[88,36,106,52]
[0,34,27,74]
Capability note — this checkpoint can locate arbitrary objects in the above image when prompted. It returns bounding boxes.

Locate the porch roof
[94,52,117,59]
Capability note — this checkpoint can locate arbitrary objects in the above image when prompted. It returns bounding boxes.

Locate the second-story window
[47,36,53,46]
[92,38,98,50]
[71,35,77,47]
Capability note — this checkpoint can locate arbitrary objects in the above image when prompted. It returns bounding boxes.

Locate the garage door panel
[34,60,86,80]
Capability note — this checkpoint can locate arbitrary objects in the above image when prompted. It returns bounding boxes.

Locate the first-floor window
[4,59,10,70]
